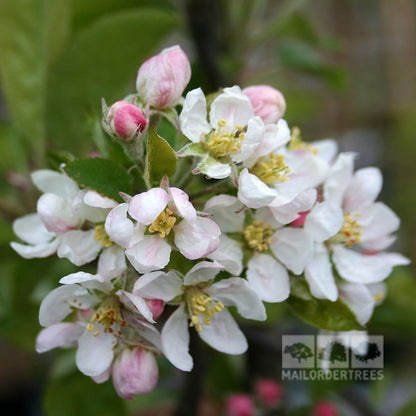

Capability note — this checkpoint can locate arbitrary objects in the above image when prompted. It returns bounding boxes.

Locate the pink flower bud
[225,394,255,416]
[145,299,165,320]
[136,45,191,109]
[254,378,283,407]
[107,101,147,141]
[313,401,339,416]
[112,347,158,400]
[243,85,286,124]
[290,211,309,227]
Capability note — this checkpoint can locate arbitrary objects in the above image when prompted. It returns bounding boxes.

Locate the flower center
[86,304,126,337]
[289,127,318,154]
[244,221,273,251]
[373,292,384,302]
[205,119,245,159]
[148,208,177,238]
[94,225,113,247]
[331,212,362,247]
[185,287,224,332]
[250,153,291,185]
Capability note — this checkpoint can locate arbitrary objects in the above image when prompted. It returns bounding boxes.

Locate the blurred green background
[0,0,415,415]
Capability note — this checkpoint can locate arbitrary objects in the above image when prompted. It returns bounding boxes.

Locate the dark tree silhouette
[354,342,382,363]
[284,342,313,363]
[318,341,347,364]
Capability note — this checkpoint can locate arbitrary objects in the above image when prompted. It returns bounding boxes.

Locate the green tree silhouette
[284,342,313,363]
[318,341,347,364]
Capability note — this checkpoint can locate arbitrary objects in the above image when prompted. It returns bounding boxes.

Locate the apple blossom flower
[254,378,283,407]
[133,261,266,371]
[178,86,291,179]
[225,393,255,416]
[136,45,191,109]
[243,85,286,124]
[105,187,220,274]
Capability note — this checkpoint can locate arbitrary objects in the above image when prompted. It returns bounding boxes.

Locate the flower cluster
[11,45,409,399]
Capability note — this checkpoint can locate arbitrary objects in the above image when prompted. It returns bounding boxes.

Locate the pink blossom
[254,378,283,407]
[145,299,165,320]
[313,401,339,416]
[225,393,255,416]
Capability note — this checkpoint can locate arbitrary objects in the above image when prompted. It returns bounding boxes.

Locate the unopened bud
[136,45,191,109]
[313,401,339,416]
[243,85,286,124]
[254,378,283,407]
[107,101,147,141]
[225,393,255,416]
[112,347,158,400]
[290,211,309,227]
[145,299,165,320]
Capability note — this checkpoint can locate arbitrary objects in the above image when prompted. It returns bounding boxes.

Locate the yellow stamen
[87,304,124,338]
[148,208,177,238]
[289,127,318,154]
[373,292,384,302]
[94,225,113,247]
[340,213,362,247]
[250,153,290,185]
[244,221,273,252]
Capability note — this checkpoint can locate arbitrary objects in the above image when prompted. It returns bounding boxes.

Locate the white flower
[133,261,266,371]
[105,187,220,274]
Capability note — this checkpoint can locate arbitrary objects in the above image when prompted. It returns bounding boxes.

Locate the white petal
[251,119,291,158]
[126,235,171,273]
[198,308,247,354]
[207,234,243,276]
[231,117,264,163]
[161,305,193,371]
[304,201,344,242]
[238,169,277,209]
[92,367,111,384]
[31,170,78,198]
[13,213,55,245]
[57,229,102,266]
[343,167,382,212]
[207,277,266,321]
[133,270,183,301]
[304,243,338,301]
[196,156,232,179]
[174,217,220,260]
[71,191,108,223]
[184,261,223,286]
[36,323,84,353]
[270,227,313,275]
[76,328,116,377]
[117,290,154,323]
[83,191,118,208]
[98,246,126,280]
[59,271,112,292]
[246,254,290,303]
[339,282,374,325]
[204,195,245,233]
[168,187,196,224]
[128,188,169,225]
[11,237,60,259]
[179,88,211,143]
[311,139,338,162]
[105,203,134,248]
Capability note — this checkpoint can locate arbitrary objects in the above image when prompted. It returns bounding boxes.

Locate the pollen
[86,304,126,337]
[340,212,362,247]
[250,153,291,185]
[373,292,385,302]
[244,220,273,252]
[94,225,113,247]
[289,127,319,155]
[148,208,177,238]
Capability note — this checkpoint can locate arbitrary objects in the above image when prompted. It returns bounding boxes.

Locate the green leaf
[64,158,131,202]
[145,127,178,185]
[46,8,179,154]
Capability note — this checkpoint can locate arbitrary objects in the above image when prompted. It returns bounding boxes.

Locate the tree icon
[318,341,347,364]
[354,342,381,363]
[284,342,314,363]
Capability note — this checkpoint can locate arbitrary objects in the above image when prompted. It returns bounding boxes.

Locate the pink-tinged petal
[332,245,410,284]
[71,191,108,223]
[198,308,247,354]
[76,328,116,377]
[105,203,134,248]
[117,290,154,323]
[343,167,382,212]
[231,116,264,163]
[204,195,245,233]
[270,228,313,275]
[360,235,397,251]
[133,270,183,301]
[208,234,243,276]
[92,367,111,384]
[311,139,338,162]
[37,193,78,233]
[36,323,84,353]
[126,235,171,273]
[238,169,277,209]
[11,238,60,259]
[184,261,223,286]
[209,86,254,131]
[252,119,291,158]
[207,277,266,321]
[323,152,355,206]
[128,188,169,225]
[196,156,232,179]
[57,229,102,266]
[304,243,338,301]
[168,187,196,224]
[83,191,118,209]
[174,217,220,260]
[113,347,158,399]
[161,305,193,372]
[59,272,112,293]
[304,201,344,243]
[179,88,211,143]
[339,282,374,325]
[98,246,126,280]
[39,285,96,327]
[31,170,78,198]
[13,213,55,244]
[246,254,290,303]
[269,188,317,225]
